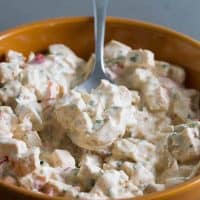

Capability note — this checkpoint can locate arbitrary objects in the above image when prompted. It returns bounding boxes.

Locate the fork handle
[93,0,109,75]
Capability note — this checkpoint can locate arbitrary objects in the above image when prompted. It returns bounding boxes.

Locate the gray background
[0,0,199,40]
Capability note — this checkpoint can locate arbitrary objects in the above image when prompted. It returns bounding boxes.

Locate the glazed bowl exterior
[0,16,200,200]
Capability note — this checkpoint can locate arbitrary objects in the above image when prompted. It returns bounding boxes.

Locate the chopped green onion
[130,54,139,62]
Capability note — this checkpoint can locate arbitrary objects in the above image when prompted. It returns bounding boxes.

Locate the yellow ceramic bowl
[0,16,200,200]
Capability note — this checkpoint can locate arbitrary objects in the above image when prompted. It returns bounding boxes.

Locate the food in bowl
[0,40,199,199]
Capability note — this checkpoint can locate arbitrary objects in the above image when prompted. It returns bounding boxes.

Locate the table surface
[0,0,199,40]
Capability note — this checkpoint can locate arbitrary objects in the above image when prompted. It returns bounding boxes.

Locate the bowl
[0,16,200,200]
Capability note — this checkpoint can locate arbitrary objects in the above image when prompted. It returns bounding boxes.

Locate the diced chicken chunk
[79,154,102,177]
[0,62,21,83]
[49,44,84,69]
[0,138,27,159]
[91,170,142,199]
[121,162,155,188]
[170,89,199,123]
[19,131,42,148]
[6,50,25,65]
[78,154,102,190]
[40,180,79,197]
[104,40,131,59]
[19,166,64,191]
[0,80,22,106]
[13,116,32,136]
[50,149,75,168]
[15,101,43,131]
[168,65,185,84]
[112,138,156,164]
[168,125,200,163]
[56,101,92,132]
[143,85,170,111]
[157,159,179,183]
[124,49,155,68]
[0,106,17,139]
[154,61,170,77]
[154,61,185,85]
[12,147,40,176]
[16,86,37,103]
[55,81,136,151]
[144,183,165,193]
[129,68,155,90]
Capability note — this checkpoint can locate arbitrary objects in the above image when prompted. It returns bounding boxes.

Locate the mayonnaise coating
[0,41,199,199]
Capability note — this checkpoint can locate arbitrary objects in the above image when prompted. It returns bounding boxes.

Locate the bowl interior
[0,16,200,200]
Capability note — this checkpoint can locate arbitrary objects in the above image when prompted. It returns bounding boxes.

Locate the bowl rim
[0,16,200,200]
[0,15,199,46]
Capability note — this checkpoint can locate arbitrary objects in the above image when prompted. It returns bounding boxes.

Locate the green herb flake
[108,55,124,65]
[2,87,7,91]
[105,106,120,113]
[116,161,123,168]
[132,164,137,170]
[130,54,139,62]
[7,65,13,69]
[55,52,64,56]
[138,105,144,111]
[171,133,177,137]
[89,100,95,106]
[93,119,105,130]
[174,125,185,133]
[118,50,123,55]
[97,171,104,177]
[95,120,103,124]
[104,108,109,112]
[107,188,114,197]
[118,55,125,59]
[161,63,169,68]
[111,106,120,110]
[188,122,198,128]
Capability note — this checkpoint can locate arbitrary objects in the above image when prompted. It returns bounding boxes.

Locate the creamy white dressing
[0,41,199,200]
